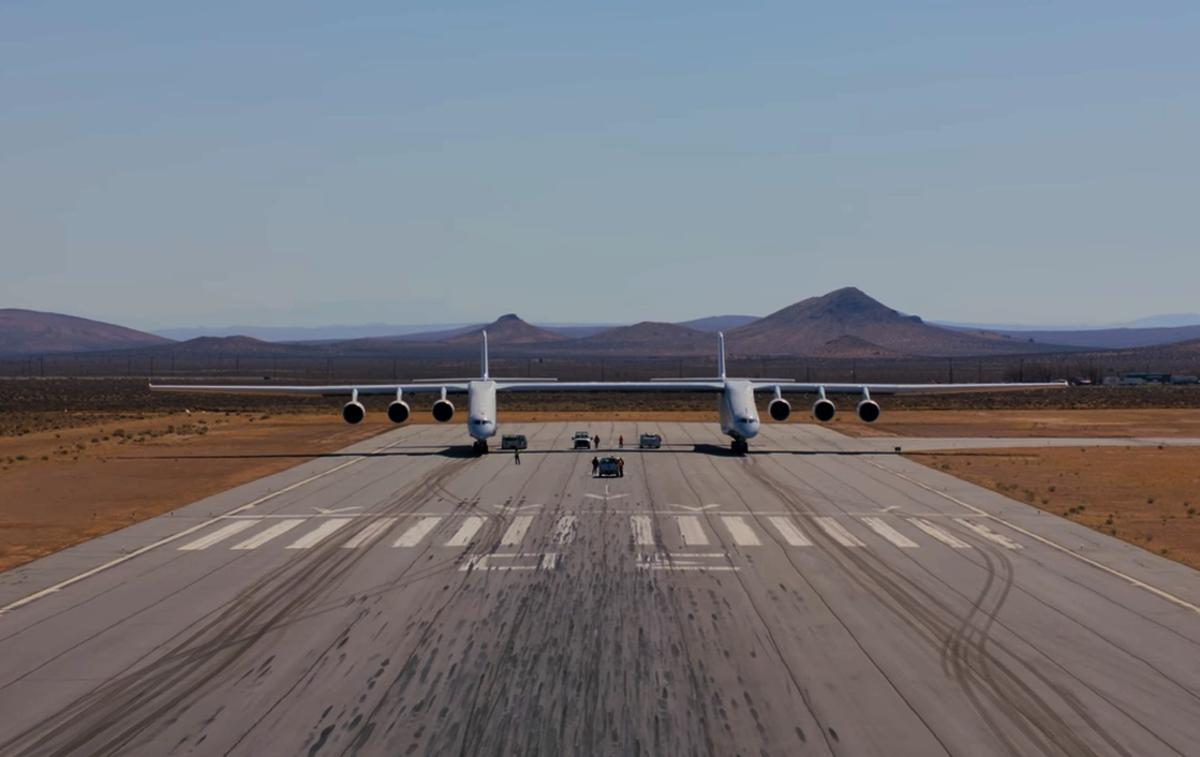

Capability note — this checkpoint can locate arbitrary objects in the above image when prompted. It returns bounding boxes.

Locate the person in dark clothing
[514,448,521,465]
[619,435,624,448]
[594,435,601,449]
[617,457,624,477]
[591,457,599,476]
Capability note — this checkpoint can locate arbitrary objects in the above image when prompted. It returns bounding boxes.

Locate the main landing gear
[472,440,489,456]
[730,439,749,456]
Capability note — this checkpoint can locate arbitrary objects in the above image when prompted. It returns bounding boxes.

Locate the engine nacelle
[811,398,836,423]
[341,401,366,425]
[856,399,881,423]
[768,398,791,422]
[387,400,411,424]
[432,399,455,423]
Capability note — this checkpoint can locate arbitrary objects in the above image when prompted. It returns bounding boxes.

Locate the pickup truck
[638,433,662,449]
[572,431,592,449]
[500,434,528,450]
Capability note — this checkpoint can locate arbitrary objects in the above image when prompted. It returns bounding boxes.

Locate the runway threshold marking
[860,517,918,549]
[813,517,865,548]
[767,517,812,547]
[551,515,577,544]
[446,517,486,547]
[393,517,442,547]
[342,517,398,549]
[232,519,305,550]
[631,515,654,546]
[287,518,352,549]
[676,516,709,546]
[954,519,1021,550]
[721,516,761,546]
[871,461,1200,616]
[637,552,739,572]
[0,441,400,615]
[908,518,970,549]
[500,515,534,546]
[178,520,257,551]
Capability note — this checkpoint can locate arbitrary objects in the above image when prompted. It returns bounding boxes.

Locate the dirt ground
[913,446,1200,570]
[833,408,1200,438]
[0,412,384,572]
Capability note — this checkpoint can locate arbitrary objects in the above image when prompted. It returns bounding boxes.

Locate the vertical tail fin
[481,330,490,380]
[717,332,727,380]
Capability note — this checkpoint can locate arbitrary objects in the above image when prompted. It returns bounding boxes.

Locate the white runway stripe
[721,516,761,546]
[287,518,352,549]
[814,517,865,547]
[393,517,442,548]
[631,515,654,546]
[675,516,709,546]
[908,518,970,549]
[767,516,811,547]
[342,517,398,549]
[179,520,257,551]
[955,518,1022,550]
[861,517,918,549]
[501,515,534,547]
[551,515,577,544]
[446,516,486,547]
[232,519,304,550]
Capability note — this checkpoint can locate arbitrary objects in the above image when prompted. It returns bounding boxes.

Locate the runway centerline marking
[232,519,305,550]
[0,436,403,615]
[870,460,1200,616]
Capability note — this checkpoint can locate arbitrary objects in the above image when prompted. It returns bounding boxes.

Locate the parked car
[638,433,662,449]
[501,434,528,450]
[572,431,592,449]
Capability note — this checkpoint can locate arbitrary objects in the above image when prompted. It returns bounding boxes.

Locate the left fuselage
[719,380,760,441]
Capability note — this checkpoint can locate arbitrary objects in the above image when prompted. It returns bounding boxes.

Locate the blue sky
[2,2,1197,329]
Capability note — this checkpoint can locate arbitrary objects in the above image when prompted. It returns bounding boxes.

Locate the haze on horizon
[2,2,1198,331]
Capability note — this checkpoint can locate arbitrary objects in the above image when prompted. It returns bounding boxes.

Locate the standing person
[619,435,624,449]
[591,457,599,477]
[618,457,624,477]
[514,447,521,465]
[594,434,601,449]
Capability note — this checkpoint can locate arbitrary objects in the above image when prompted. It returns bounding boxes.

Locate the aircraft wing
[495,381,727,393]
[750,380,1069,395]
[149,383,470,397]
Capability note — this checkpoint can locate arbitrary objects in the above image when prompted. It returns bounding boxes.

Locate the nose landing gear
[472,440,489,455]
[730,439,749,456]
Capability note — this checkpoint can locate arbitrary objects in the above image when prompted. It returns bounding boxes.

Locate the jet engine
[768,398,791,421]
[387,400,411,424]
[432,399,456,423]
[856,399,881,423]
[811,398,836,423]
[341,401,366,425]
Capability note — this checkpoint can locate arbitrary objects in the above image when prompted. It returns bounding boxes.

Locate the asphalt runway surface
[2,422,1199,756]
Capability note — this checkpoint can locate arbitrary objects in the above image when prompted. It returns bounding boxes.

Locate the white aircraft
[151,331,1065,454]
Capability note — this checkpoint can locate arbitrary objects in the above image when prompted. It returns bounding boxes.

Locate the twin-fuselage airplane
[150,332,1065,454]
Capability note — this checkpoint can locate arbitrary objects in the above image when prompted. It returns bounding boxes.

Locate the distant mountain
[677,314,760,333]
[980,325,1200,350]
[728,288,1057,357]
[0,309,172,355]
[1121,314,1200,329]
[570,322,715,355]
[148,335,316,355]
[154,323,472,342]
[444,314,566,345]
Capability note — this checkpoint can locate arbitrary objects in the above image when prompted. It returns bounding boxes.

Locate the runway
[2,422,1199,756]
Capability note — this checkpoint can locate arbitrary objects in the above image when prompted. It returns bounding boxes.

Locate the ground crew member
[617,457,624,477]
[594,434,601,449]
[619,435,624,448]
[514,447,521,465]
[591,457,599,476]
